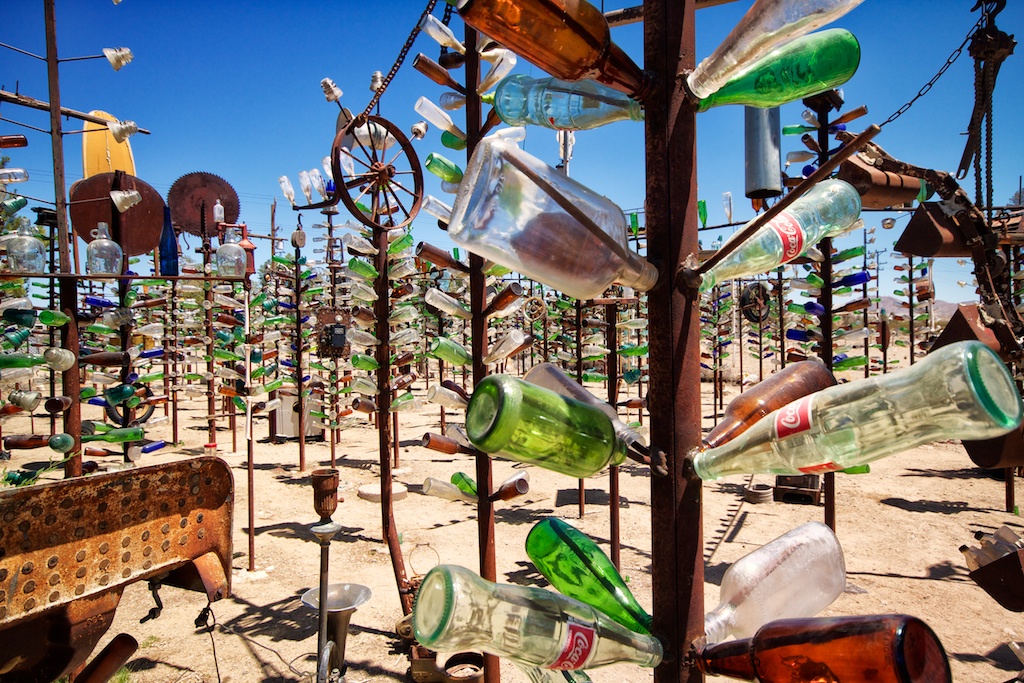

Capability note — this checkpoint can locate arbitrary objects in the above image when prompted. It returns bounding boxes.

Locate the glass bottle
[425,152,465,184]
[103,383,138,407]
[389,391,422,413]
[704,522,845,644]
[695,29,861,112]
[694,614,951,683]
[698,180,862,292]
[455,0,652,99]
[702,360,836,449]
[448,134,658,301]
[413,564,663,670]
[38,309,70,327]
[429,337,472,366]
[427,384,469,410]
[350,353,380,371]
[48,433,75,453]
[86,222,123,275]
[347,257,379,281]
[81,426,145,443]
[158,206,180,277]
[526,517,653,635]
[483,329,527,365]
[425,288,472,320]
[692,340,1023,480]
[686,0,864,100]
[7,389,42,411]
[423,477,476,502]
[493,76,645,130]
[450,471,477,497]
[466,374,626,478]
[7,223,46,273]
[216,227,247,278]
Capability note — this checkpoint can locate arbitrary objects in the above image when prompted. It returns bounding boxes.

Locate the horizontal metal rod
[0,89,151,134]
[605,0,739,26]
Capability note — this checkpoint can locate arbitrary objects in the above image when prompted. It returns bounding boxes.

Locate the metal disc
[167,172,240,236]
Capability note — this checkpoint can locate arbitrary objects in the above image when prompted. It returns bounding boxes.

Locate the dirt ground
[4,371,1024,683]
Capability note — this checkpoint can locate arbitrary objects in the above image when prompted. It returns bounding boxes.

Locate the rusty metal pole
[606,302,621,569]
[43,1,82,478]
[575,300,586,518]
[645,0,704,679]
[462,25,499,683]
[295,243,307,470]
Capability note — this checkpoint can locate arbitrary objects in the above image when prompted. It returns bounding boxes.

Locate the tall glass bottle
[412,564,663,670]
[216,228,247,278]
[7,223,46,273]
[465,374,626,478]
[158,206,180,276]
[455,0,652,99]
[694,614,951,683]
[698,180,862,292]
[492,76,644,130]
[691,340,1022,480]
[449,134,658,301]
[703,360,836,449]
[86,222,123,275]
[695,29,860,112]
[704,522,845,644]
[526,517,653,634]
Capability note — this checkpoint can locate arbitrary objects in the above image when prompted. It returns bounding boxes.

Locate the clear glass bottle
[704,522,845,644]
[86,222,123,275]
[7,223,46,273]
[216,227,247,278]
[483,329,527,365]
[692,340,1023,480]
[493,75,645,130]
[466,374,627,478]
[698,180,862,292]
[449,135,658,301]
[413,564,663,670]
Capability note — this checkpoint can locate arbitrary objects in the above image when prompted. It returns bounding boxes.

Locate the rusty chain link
[361,0,440,119]
[879,14,985,128]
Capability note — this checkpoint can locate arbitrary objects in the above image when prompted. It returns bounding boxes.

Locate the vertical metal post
[296,244,306,470]
[605,302,621,569]
[777,268,786,367]
[907,255,916,366]
[575,300,586,518]
[645,0,704,679]
[462,24,498,683]
[44,0,82,477]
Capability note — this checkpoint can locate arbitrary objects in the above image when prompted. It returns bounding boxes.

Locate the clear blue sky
[3,1,1022,304]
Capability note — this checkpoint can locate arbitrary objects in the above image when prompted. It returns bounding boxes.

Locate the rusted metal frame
[0,89,152,135]
[462,24,500,683]
[576,300,587,518]
[373,218,414,616]
[646,0,705,680]
[296,244,307,470]
[606,302,622,569]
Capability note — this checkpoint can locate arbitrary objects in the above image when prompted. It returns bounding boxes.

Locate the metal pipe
[606,302,621,569]
[0,88,152,134]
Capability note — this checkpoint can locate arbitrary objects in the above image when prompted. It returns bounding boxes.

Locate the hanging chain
[879,14,985,128]
[361,0,440,119]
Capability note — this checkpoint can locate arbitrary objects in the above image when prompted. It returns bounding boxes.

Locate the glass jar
[86,222,123,275]
[7,223,46,273]
[216,227,247,278]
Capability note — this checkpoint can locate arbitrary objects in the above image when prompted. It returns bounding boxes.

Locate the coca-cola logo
[770,212,804,263]
[775,396,813,439]
[550,622,596,670]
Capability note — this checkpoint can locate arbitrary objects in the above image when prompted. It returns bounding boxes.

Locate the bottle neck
[695,638,756,680]
[702,603,736,645]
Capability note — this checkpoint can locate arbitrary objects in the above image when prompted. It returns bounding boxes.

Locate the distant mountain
[877,296,958,322]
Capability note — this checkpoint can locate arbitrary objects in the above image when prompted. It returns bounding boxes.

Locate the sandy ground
[3,372,1024,683]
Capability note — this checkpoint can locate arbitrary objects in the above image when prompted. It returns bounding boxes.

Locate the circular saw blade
[167,172,240,236]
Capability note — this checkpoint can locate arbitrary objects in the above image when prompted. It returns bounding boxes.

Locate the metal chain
[361,0,440,119]
[879,15,985,128]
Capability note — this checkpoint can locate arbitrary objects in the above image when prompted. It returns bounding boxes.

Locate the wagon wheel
[104,384,156,425]
[332,114,423,231]
[740,282,771,324]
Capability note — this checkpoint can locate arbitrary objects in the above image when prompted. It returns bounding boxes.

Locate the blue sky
[2,0,1022,304]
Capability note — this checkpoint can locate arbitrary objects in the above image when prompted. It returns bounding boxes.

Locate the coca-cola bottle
[703,360,836,449]
[411,564,663,670]
[691,341,1022,479]
[694,614,951,683]
[704,522,846,644]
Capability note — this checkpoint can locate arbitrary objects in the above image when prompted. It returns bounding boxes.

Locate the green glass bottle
[0,353,47,369]
[351,353,381,371]
[213,348,243,362]
[48,432,75,453]
[425,153,465,184]
[1,328,31,350]
[388,231,416,256]
[696,29,860,112]
[466,374,627,478]
[526,517,653,635]
[429,337,471,366]
[348,257,380,280]
[81,427,145,443]
[1,308,36,327]
[450,471,477,498]
[103,384,137,406]
[136,371,164,384]
[264,378,284,393]
[79,386,98,400]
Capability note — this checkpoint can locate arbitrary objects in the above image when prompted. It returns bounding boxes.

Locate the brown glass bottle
[132,297,167,309]
[351,397,377,413]
[79,351,133,367]
[0,404,25,421]
[214,313,244,326]
[416,241,470,273]
[702,361,836,449]
[4,434,50,450]
[618,397,646,409]
[44,396,73,413]
[412,53,467,95]
[456,0,651,99]
[484,282,525,316]
[392,351,415,368]
[441,380,471,402]
[390,372,418,392]
[421,432,475,455]
[351,306,377,325]
[695,614,951,683]
[489,472,530,501]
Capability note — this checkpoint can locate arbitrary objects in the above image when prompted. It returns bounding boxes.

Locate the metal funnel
[302,583,372,678]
